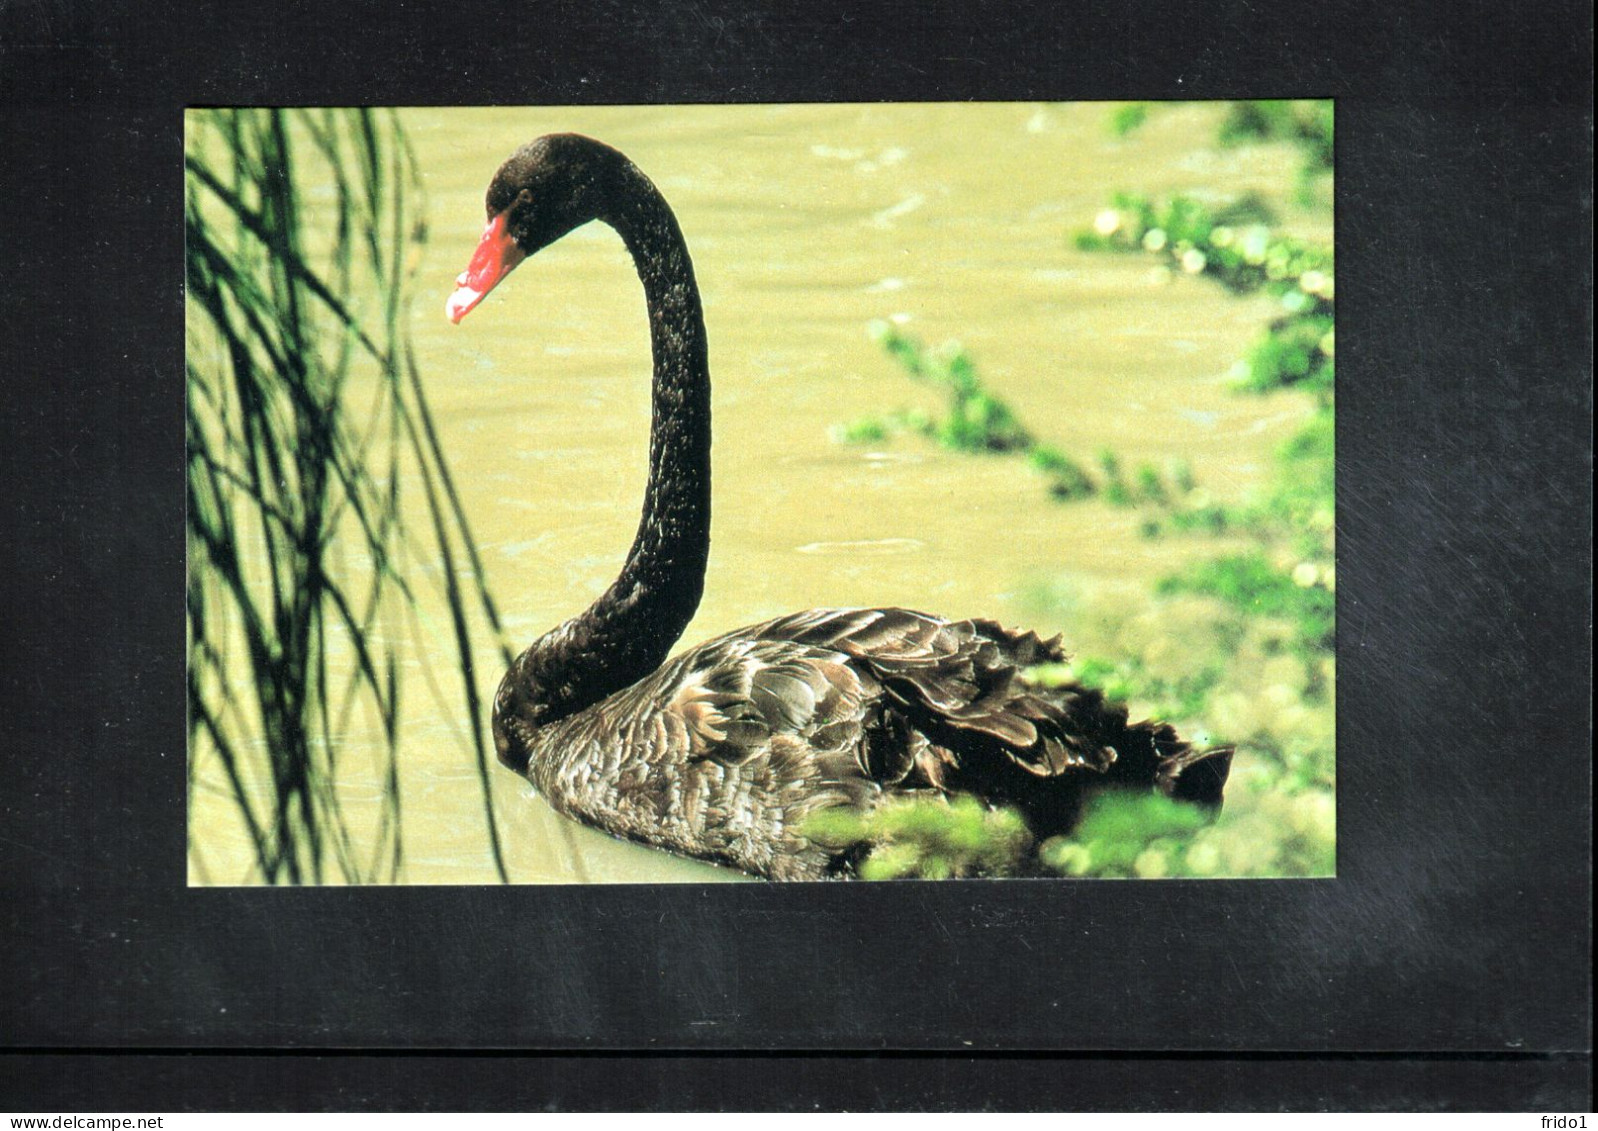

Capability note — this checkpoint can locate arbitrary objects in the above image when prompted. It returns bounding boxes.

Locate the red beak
[446,211,527,324]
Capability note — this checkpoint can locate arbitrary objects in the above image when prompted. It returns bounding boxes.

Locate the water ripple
[795,537,924,556]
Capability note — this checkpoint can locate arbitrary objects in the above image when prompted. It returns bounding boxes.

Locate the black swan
[446,133,1231,881]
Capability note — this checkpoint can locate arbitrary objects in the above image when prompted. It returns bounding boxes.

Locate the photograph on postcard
[185,103,1334,885]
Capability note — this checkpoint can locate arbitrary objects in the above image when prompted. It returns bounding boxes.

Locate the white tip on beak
[446,285,486,325]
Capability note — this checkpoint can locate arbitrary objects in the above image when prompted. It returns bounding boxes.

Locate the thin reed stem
[186,108,508,884]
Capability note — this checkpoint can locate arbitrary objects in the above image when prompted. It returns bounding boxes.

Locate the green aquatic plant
[1109,102,1151,137]
[1029,654,1227,731]
[840,322,1183,505]
[1218,100,1334,205]
[1150,405,1335,649]
[1027,444,1096,501]
[185,108,511,884]
[1040,792,1214,878]
[1109,99,1333,205]
[1039,779,1331,879]
[802,794,1034,880]
[846,321,1034,453]
[1076,192,1334,402]
[1218,100,1333,168]
[1158,551,1334,657]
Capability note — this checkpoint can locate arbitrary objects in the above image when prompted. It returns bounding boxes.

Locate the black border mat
[2,1052,1591,1112]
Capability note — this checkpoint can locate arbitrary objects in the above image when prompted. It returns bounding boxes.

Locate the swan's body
[449,134,1230,881]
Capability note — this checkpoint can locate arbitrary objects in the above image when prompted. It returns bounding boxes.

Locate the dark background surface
[0,0,1590,1112]
[1,1053,1590,1112]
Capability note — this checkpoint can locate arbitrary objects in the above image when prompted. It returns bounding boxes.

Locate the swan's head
[446,133,625,324]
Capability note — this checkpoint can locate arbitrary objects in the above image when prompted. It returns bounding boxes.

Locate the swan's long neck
[608,166,712,627]
[503,160,711,745]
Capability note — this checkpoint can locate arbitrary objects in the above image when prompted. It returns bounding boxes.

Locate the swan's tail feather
[1165,749,1233,805]
[1149,728,1233,807]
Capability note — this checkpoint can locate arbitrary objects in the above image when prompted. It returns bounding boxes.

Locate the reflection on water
[190,103,1315,884]
[796,538,925,556]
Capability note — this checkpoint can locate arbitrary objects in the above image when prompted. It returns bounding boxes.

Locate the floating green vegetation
[1135,400,1335,671]
[1159,551,1334,657]
[1154,399,1332,551]
[1043,780,1332,879]
[802,794,1034,880]
[1219,100,1334,205]
[1040,793,1214,878]
[1217,100,1334,169]
[1077,193,1334,400]
[185,109,510,884]
[1030,654,1228,729]
[1112,99,1333,205]
[835,323,1033,454]
[838,322,1181,505]
[1109,102,1151,137]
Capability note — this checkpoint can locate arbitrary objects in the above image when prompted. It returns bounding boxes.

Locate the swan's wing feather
[751,607,1119,778]
[665,635,877,765]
